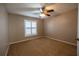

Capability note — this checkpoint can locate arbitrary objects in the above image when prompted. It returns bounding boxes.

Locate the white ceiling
[5,3,77,18]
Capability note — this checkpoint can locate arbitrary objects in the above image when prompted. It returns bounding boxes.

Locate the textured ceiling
[5,3,77,18]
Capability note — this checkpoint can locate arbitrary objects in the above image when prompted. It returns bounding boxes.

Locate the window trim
[24,20,37,37]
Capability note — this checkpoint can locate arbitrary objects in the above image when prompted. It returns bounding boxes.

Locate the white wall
[0,4,8,55]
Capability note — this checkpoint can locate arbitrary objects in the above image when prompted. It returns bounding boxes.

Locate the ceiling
[5,3,77,18]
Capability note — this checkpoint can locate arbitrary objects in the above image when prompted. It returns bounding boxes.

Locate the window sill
[25,34,37,38]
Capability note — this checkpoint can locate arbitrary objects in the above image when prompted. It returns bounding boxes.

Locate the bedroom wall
[0,4,8,55]
[77,4,79,39]
[8,13,44,43]
[44,9,77,44]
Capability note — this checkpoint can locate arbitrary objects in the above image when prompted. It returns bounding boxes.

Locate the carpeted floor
[7,37,77,56]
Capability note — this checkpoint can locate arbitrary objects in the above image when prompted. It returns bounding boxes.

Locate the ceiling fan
[40,5,54,17]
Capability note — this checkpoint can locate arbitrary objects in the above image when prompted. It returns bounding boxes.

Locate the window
[24,20,37,37]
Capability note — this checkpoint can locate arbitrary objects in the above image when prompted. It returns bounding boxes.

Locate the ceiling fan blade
[47,9,54,12]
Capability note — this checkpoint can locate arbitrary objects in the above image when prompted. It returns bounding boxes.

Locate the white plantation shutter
[32,21,37,35]
[24,20,37,37]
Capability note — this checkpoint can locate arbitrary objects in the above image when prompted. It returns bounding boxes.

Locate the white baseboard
[9,36,43,45]
[45,36,77,46]
[5,45,10,56]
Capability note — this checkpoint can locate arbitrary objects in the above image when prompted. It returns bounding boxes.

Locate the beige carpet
[8,37,77,56]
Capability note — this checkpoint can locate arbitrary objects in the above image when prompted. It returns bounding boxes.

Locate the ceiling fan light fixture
[40,13,46,17]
